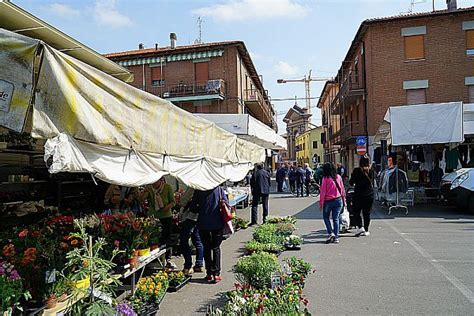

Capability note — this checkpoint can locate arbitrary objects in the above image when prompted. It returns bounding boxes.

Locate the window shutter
[469,86,474,103]
[406,89,426,105]
[404,35,425,59]
[151,67,162,81]
[466,30,474,50]
[194,62,209,82]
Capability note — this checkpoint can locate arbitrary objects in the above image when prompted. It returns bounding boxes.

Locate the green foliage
[275,222,296,236]
[253,224,285,245]
[266,216,297,225]
[234,252,280,289]
[286,256,313,285]
[245,240,284,253]
[232,217,249,230]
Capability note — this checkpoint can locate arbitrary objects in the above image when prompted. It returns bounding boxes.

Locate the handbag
[219,188,233,223]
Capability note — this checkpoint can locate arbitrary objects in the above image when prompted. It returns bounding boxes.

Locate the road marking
[375,210,474,304]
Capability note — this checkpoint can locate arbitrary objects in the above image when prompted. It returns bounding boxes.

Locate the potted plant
[167,271,189,292]
[284,235,303,250]
[234,252,280,289]
[0,261,31,315]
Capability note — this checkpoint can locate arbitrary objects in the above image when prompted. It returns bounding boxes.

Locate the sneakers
[354,227,366,237]
[361,231,370,236]
[333,238,340,244]
[183,268,193,277]
[213,275,222,284]
[205,275,213,282]
[193,266,204,273]
[326,233,335,244]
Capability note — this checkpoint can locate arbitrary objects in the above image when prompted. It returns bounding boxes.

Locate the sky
[14,0,474,133]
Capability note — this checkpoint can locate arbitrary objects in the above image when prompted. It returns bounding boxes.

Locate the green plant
[167,271,186,287]
[253,224,285,245]
[284,235,302,246]
[245,240,284,253]
[266,216,297,225]
[64,219,122,316]
[131,271,168,311]
[0,261,31,313]
[232,217,249,230]
[235,252,280,289]
[286,256,313,285]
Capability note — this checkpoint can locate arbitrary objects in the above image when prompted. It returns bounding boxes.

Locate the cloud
[274,61,299,77]
[94,0,132,28]
[192,0,308,22]
[47,3,80,18]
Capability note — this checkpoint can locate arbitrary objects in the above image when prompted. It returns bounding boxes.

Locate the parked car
[441,168,474,212]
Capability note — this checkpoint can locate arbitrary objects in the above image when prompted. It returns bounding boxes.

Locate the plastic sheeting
[195,114,286,149]
[385,102,464,146]
[1,31,265,190]
[0,29,39,132]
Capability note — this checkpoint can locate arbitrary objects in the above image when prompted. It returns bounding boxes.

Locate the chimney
[170,33,177,49]
[138,43,144,50]
[155,43,159,50]
[446,0,457,12]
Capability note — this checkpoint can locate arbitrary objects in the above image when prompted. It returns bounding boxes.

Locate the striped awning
[117,50,224,67]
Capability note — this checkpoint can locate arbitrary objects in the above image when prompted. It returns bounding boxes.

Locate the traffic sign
[356,136,367,147]
[356,145,366,155]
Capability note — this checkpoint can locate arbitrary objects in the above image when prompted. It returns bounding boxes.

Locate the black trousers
[296,182,304,197]
[277,180,283,192]
[199,228,224,276]
[305,179,310,196]
[352,194,374,231]
[159,217,173,260]
[251,193,269,224]
[289,180,296,193]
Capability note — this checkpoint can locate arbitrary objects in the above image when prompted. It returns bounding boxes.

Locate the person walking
[178,187,204,277]
[304,163,313,197]
[276,165,286,192]
[190,186,228,283]
[319,163,346,244]
[250,163,271,225]
[140,177,177,268]
[336,162,346,179]
[295,165,305,197]
[349,155,374,237]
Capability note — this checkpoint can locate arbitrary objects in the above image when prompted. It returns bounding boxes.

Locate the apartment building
[105,36,276,130]
[321,4,474,170]
[317,80,340,163]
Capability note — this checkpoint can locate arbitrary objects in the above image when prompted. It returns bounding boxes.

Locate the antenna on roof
[402,0,426,14]
[195,17,204,44]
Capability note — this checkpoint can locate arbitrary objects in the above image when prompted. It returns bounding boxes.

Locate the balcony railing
[244,89,275,126]
[330,71,365,114]
[146,79,226,99]
[331,121,365,145]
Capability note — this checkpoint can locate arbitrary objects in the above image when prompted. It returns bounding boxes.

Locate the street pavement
[159,189,474,315]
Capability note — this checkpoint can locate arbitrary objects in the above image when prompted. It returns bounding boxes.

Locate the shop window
[404,35,425,60]
[313,141,318,149]
[466,29,474,55]
[194,62,209,83]
[406,88,426,105]
[469,86,474,103]
[151,66,164,86]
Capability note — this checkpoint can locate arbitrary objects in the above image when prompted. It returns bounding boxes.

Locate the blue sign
[356,136,367,147]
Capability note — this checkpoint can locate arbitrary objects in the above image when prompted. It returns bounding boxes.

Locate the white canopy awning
[384,102,464,146]
[195,114,287,150]
[463,103,474,136]
[0,28,264,190]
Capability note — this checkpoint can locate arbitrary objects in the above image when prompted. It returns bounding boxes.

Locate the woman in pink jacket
[319,163,346,244]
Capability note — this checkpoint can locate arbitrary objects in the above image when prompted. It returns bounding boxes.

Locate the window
[151,66,164,86]
[406,89,426,105]
[469,86,474,103]
[466,30,474,53]
[313,141,318,149]
[404,35,425,60]
[194,62,209,82]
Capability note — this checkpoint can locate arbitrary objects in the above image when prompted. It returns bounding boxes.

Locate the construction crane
[277,69,332,115]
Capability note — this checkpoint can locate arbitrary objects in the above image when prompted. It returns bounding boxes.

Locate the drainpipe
[361,40,369,154]
[142,63,146,90]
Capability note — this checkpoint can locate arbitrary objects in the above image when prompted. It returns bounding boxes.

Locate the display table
[227,187,251,209]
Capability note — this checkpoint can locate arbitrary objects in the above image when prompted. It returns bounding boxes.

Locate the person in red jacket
[319,163,346,244]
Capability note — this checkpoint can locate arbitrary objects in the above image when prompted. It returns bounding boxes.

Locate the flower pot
[128,256,138,269]
[132,250,139,257]
[58,293,68,302]
[45,296,58,309]
[150,244,159,251]
[73,276,90,289]
[137,248,150,257]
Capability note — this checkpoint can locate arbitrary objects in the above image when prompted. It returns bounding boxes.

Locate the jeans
[323,197,343,238]
[159,217,173,260]
[179,219,204,269]
[353,194,374,231]
[199,228,224,276]
[251,193,269,224]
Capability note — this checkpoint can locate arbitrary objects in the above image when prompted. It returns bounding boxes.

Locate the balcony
[146,79,226,102]
[331,121,365,145]
[244,89,276,130]
[330,73,365,115]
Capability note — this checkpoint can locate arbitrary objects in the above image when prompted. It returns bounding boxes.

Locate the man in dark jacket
[275,164,287,192]
[295,165,305,197]
[250,163,271,225]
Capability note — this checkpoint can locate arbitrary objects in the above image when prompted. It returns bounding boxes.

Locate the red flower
[2,244,15,257]
[18,229,28,238]
[31,230,41,238]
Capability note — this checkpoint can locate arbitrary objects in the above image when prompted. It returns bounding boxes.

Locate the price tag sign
[45,269,57,284]
[271,272,282,290]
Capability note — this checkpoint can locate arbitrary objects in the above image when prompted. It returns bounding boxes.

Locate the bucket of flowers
[284,235,303,250]
[167,271,190,292]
